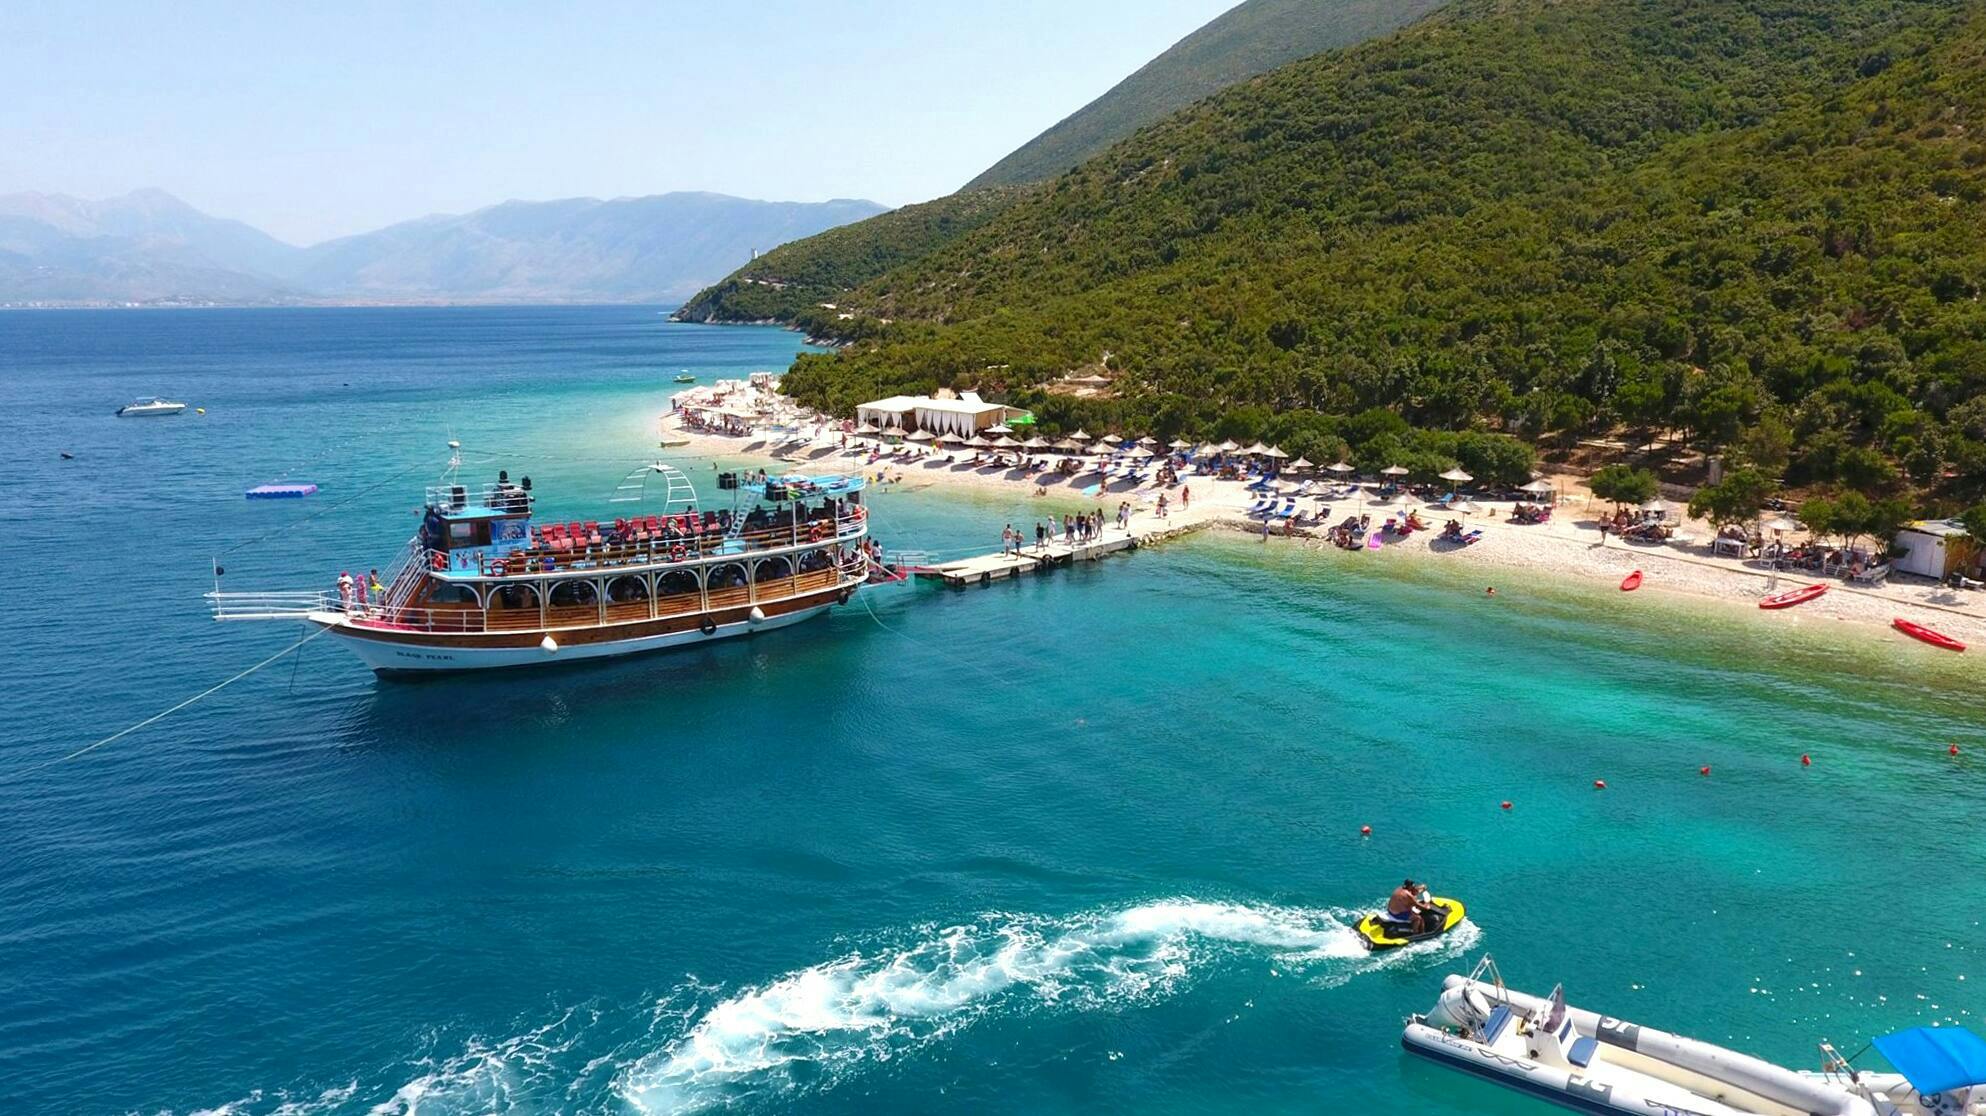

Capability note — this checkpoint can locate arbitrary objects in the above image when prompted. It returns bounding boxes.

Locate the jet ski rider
[1386,879,1437,935]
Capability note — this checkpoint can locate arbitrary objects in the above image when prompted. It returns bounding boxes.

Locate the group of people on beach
[1001,503,1139,555]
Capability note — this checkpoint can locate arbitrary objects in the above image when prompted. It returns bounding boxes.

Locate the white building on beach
[855,392,1023,438]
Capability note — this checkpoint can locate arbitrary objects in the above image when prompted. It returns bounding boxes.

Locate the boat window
[607,575,649,603]
[489,583,539,610]
[428,582,479,606]
[549,579,598,607]
[797,548,831,573]
[706,563,748,590]
[657,569,699,597]
[753,556,793,582]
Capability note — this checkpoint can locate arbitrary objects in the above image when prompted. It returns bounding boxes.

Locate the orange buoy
[1700,765,1711,776]
[1593,779,1607,790]
[1500,800,1512,810]
[1951,743,1961,757]
[1801,754,1811,766]
[1360,825,1372,836]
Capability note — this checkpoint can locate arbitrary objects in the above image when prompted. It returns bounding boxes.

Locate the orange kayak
[1620,570,1643,591]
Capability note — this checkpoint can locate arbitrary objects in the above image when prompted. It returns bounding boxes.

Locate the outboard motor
[1428,985,1494,1032]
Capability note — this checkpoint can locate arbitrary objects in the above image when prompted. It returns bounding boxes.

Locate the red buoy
[1593,779,1607,790]
[1360,825,1372,836]
[1952,743,1962,757]
[1801,754,1812,766]
[1500,800,1512,810]
[1700,765,1711,776]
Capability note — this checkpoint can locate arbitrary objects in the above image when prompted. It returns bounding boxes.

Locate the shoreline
[660,412,1986,650]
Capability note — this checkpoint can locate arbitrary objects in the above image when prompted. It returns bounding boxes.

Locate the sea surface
[1,306,1981,1115]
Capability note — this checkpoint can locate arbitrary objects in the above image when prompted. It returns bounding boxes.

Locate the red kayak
[1759,584,1827,610]
[1893,618,1966,652]
[1619,570,1643,592]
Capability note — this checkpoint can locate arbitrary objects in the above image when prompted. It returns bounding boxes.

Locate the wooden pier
[913,522,1204,588]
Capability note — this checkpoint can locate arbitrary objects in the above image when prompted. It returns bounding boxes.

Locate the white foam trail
[617,899,1371,1115]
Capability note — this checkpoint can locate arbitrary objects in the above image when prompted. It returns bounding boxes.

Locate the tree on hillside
[1688,467,1775,527]
[1589,464,1658,508]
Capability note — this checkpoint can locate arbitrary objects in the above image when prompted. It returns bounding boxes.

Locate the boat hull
[315,586,852,674]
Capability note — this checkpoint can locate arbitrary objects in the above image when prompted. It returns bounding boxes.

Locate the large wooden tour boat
[210,457,873,674]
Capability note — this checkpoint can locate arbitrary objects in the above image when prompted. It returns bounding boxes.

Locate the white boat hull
[315,600,836,674]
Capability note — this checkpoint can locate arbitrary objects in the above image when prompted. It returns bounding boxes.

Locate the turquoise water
[0,307,1981,1114]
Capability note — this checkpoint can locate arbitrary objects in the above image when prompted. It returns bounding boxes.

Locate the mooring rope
[7,625,335,780]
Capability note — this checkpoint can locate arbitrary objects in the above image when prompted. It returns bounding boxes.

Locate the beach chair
[1274,499,1296,519]
[1248,498,1273,516]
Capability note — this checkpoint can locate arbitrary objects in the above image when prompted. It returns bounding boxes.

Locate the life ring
[431,551,446,571]
[671,544,687,562]
[809,521,827,542]
[698,616,717,635]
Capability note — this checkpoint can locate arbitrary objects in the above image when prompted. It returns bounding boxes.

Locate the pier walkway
[910,522,1205,588]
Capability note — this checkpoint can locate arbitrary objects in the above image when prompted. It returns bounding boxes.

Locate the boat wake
[171,898,1476,1115]
[616,897,1468,1114]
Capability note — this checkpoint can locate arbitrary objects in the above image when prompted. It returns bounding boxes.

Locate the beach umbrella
[1290,456,1315,471]
[1198,442,1223,456]
[906,430,935,442]
[1380,464,1409,477]
[1054,437,1084,452]
[1168,438,1192,450]
[1439,468,1473,483]
[1136,436,1159,447]
[992,435,1020,448]
[1125,445,1155,459]
[1327,461,1355,475]
[1264,446,1289,459]
[854,422,880,435]
[988,424,1014,435]
[1519,478,1556,494]
[1070,429,1094,443]
[1218,439,1240,452]
[1022,436,1050,449]
[1242,441,1272,456]
[1641,497,1671,515]
[966,435,992,448]
[1762,516,1799,533]
[1101,433,1124,445]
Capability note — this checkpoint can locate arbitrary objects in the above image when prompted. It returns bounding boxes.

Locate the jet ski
[1356,894,1465,950]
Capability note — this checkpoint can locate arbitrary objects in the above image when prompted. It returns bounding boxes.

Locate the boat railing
[424,481,533,515]
[461,506,868,578]
[207,590,334,621]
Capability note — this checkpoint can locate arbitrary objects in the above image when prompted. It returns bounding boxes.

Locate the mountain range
[0,190,885,306]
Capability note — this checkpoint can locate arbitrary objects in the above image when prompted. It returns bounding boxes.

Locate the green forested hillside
[965,0,1450,190]
[780,0,1986,504]
[671,188,1029,325]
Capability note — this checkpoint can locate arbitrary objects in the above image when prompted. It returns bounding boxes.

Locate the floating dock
[245,483,319,500]
[914,523,1202,587]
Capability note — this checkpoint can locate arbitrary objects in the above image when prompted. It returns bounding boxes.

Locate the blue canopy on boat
[1873,1027,1986,1095]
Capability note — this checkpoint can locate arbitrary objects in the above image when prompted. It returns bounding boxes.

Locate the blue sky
[2,0,1238,244]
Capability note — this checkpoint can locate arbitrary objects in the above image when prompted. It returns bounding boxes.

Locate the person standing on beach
[1181,485,1190,510]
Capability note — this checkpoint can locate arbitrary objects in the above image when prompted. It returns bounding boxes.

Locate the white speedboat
[1405,956,1986,1115]
[116,397,186,416]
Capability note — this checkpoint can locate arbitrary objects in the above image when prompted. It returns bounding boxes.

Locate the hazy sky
[3,0,1238,244]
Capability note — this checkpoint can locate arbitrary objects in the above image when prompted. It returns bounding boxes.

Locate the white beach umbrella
[1198,442,1223,456]
[1380,464,1409,477]
[1136,435,1159,447]
[1519,478,1557,495]
[1264,446,1290,459]
[1169,438,1192,450]
[1290,456,1315,471]
[1762,516,1800,533]
[906,430,935,442]
[1327,461,1356,475]
[854,422,880,435]
[1641,497,1671,513]
[1242,441,1272,456]
[1101,433,1124,446]
[1218,439,1240,452]
[988,424,1014,435]
[1125,445,1155,459]
[1069,429,1094,443]
[1439,468,1473,483]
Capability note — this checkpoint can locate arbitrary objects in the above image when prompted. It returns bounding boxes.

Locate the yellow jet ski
[1355,895,1465,951]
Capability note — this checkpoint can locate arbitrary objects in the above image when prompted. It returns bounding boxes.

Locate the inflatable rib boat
[1404,957,1986,1115]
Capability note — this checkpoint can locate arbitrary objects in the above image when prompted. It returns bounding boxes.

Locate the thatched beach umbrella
[1101,433,1124,446]
[1243,441,1272,456]
[1070,429,1094,443]
[1169,438,1192,450]
[992,435,1020,448]
[1218,439,1240,452]
[1380,464,1409,477]
[966,435,993,448]
[1198,442,1222,456]
[1136,435,1159,447]
[1264,446,1290,460]
[906,429,935,442]
[854,422,880,435]
[1328,461,1355,474]
[1290,456,1315,471]
[1022,436,1050,449]
[1055,437,1084,452]
[1519,478,1556,495]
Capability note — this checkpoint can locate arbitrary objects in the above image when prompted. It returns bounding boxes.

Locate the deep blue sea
[0,307,1981,1115]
